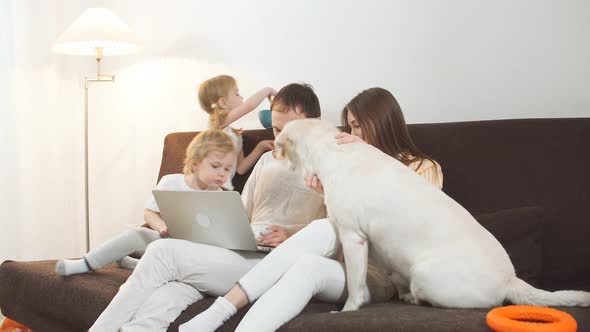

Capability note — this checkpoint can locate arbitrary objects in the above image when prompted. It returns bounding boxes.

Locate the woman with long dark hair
[337,87,441,187]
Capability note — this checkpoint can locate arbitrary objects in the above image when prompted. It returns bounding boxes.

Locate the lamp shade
[53,8,141,56]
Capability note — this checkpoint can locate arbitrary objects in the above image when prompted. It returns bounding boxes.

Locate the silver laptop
[152,190,273,252]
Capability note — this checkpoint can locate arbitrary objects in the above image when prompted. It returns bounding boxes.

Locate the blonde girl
[56,130,236,276]
[198,75,276,189]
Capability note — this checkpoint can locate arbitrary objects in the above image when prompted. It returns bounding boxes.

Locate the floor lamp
[53,8,141,252]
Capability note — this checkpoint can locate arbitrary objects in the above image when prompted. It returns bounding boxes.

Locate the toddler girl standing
[198,75,276,189]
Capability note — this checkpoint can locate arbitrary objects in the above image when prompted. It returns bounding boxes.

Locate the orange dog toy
[0,318,33,332]
[486,305,577,332]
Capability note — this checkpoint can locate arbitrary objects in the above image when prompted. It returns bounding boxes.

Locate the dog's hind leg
[390,272,417,304]
[339,228,370,312]
[409,260,504,308]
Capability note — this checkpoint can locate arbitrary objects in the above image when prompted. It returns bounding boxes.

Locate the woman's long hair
[342,87,436,168]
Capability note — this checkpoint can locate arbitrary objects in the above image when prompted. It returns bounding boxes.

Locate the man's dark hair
[270,83,321,118]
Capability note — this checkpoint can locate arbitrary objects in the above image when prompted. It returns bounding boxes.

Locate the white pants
[85,227,161,270]
[236,218,394,332]
[90,238,266,332]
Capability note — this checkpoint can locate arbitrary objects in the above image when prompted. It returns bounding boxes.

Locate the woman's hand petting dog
[335,132,366,145]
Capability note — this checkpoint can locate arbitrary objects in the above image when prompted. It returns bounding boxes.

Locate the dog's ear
[275,140,286,160]
[278,137,303,171]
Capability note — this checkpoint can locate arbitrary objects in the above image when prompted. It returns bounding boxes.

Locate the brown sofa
[1,118,589,331]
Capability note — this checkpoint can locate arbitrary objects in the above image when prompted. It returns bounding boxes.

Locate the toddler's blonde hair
[198,75,237,129]
[183,130,235,175]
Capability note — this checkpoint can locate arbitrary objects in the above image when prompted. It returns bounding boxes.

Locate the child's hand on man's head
[259,225,289,247]
[265,87,278,102]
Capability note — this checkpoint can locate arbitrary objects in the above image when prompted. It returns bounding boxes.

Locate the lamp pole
[52,7,140,254]
[83,46,114,252]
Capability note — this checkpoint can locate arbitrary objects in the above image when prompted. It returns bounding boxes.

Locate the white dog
[275,118,590,311]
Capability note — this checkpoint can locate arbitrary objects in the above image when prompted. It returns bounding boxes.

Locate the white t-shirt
[145,174,221,212]
[242,151,327,234]
[221,126,243,190]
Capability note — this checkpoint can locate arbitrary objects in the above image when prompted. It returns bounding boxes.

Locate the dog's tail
[505,277,590,307]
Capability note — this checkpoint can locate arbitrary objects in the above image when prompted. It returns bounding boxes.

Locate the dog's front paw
[400,292,419,305]
[341,298,362,312]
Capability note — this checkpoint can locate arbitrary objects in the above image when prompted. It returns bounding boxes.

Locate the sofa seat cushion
[0,260,128,330]
[280,301,590,332]
[2,259,589,331]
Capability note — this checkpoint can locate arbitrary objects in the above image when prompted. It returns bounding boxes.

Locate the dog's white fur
[275,118,590,311]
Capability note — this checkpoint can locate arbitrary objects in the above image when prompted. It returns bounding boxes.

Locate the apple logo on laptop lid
[196,213,212,228]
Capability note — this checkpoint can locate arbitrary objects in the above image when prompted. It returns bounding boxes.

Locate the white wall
[1,0,589,262]
[1,1,87,262]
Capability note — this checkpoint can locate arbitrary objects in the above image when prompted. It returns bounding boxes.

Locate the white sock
[55,258,90,276]
[117,256,139,270]
[179,297,237,332]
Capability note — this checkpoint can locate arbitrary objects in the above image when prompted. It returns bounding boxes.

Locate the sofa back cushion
[474,206,543,286]
[408,118,590,290]
[158,118,590,290]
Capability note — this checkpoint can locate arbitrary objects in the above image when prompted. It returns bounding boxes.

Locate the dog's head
[274,119,339,175]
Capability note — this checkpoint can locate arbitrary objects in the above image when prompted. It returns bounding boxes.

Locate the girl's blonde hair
[183,130,235,175]
[198,75,237,129]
